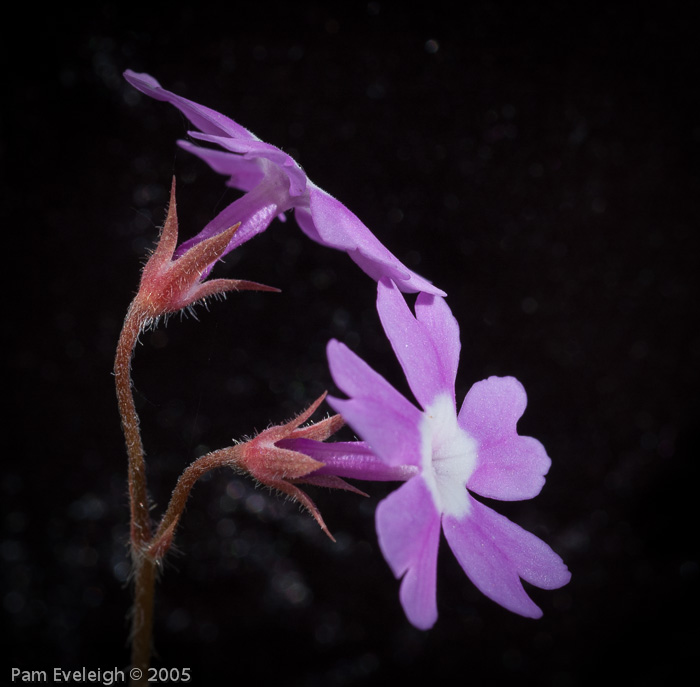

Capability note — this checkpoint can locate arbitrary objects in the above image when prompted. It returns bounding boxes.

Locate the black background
[4,3,698,685]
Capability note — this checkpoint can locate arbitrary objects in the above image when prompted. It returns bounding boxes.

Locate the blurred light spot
[113,561,130,582]
[246,493,266,514]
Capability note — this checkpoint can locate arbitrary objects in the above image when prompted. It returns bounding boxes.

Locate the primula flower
[123,70,444,296]
[326,279,571,629]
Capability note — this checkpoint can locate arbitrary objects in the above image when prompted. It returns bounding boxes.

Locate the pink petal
[458,376,527,443]
[415,291,461,393]
[124,71,258,142]
[296,185,446,296]
[467,435,551,500]
[326,340,424,467]
[458,376,551,501]
[376,279,456,409]
[174,181,287,262]
[189,131,307,197]
[326,340,420,421]
[444,498,570,618]
[376,477,441,629]
[469,500,571,591]
[327,397,422,468]
[179,140,264,192]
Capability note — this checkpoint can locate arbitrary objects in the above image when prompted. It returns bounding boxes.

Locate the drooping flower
[123,70,444,296]
[325,278,571,628]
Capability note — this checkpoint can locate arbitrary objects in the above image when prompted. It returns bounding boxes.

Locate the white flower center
[420,393,477,518]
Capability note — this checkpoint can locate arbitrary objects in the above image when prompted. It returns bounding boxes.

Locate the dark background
[4,3,698,685]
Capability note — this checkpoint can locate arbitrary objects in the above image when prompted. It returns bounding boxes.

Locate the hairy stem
[115,304,243,682]
[129,556,156,686]
[115,303,151,548]
[114,302,154,683]
[146,448,241,560]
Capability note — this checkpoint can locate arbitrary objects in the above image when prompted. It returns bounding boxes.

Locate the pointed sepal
[236,393,355,540]
[134,177,278,322]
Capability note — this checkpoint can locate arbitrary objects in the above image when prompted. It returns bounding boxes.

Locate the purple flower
[123,71,444,296]
[326,279,571,629]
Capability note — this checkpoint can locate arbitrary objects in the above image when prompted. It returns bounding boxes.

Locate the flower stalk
[115,194,353,675]
[114,307,155,687]
[114,180,279,682]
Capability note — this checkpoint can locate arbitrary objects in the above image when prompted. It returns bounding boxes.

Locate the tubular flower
[234,393,367,541]
[123,70,444,296]
[326,279,571,629]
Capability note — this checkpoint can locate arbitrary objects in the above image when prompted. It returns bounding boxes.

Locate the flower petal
[124,71,258,141]
[173,160,294,262]
[326,340,424,467]
[376,476,441,630]
[326,397,422,468]
[444,498,570,618]
[326,340,419,419]
[468,435,551,500]
[189,131,307,197]
[296,185,446,296]
[471,500,571,591]
[443,500,541,618]
[458,376,551,500]
[376,279,456,409]
[415,291,461,393]
[179,140,264,193]
[458,376,527,442]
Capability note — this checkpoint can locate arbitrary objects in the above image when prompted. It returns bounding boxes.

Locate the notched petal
[376,279,453,409]
[458,376,528,444]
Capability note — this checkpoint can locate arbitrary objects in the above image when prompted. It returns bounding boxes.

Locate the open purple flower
[123,71,444,296]
[326,279,570,629]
